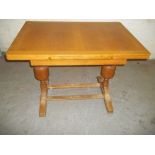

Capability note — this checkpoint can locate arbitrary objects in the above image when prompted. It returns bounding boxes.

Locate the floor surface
[0,56,155,134]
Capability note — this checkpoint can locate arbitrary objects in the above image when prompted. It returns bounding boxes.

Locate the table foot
[98,66,116,113]
[39,81,48,117]
[33,67,49,117]
[103,86,113,112]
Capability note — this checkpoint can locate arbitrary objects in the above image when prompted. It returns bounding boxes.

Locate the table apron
[30,59,127,66]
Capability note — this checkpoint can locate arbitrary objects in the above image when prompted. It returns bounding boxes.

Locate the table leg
[99,66,116,112]
[33,67,49,117]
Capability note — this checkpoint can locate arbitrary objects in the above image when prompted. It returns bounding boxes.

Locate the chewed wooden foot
[97,79,113,113]
[103,86,113,112]
[33,66,49,117]
[39,81,48,117]
[99,66,116,113]
[39,102,47,117]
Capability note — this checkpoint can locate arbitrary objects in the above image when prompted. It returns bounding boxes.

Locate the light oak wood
[6,21,150,63]
[30,59,126,66]
[103,87,113,112]
[47,94,104,101]
[33,67,49,117]
[39,81,48,117]
[99,66,116,112]
[48,83,100,89]
[5,21,151,117]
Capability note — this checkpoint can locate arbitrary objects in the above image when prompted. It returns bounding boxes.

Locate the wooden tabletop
[6,21,150,61]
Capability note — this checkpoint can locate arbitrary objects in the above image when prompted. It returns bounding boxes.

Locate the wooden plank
[48,83,100,89]
[30,59,127,66]
[47,94,104,101]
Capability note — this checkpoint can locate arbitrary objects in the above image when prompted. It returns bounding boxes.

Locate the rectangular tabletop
[6,21,150,62]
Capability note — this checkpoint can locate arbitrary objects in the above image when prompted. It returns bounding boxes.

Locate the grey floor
[0,56,155,135]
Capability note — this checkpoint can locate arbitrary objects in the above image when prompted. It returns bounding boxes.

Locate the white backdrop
[0,19,154,59]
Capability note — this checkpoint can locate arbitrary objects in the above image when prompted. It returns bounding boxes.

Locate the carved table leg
[33,67,49,117]
[99,66,116,112]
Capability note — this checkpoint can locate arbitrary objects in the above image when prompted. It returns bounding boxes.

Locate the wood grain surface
[6,21,150,61]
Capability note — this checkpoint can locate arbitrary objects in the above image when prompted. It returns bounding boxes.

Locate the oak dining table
[6,21,150,117]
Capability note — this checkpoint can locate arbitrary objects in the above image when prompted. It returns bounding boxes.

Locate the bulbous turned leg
[99,66,116,112]
[33,67,49,117]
